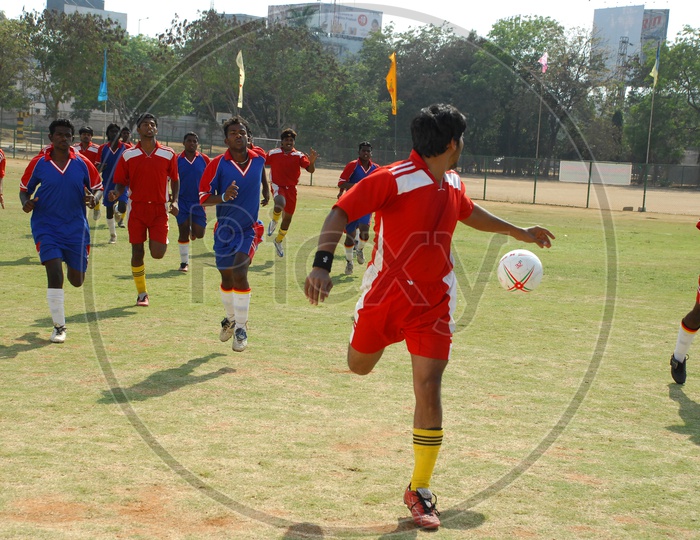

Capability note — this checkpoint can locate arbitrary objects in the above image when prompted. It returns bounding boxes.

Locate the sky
[5,0,698,40]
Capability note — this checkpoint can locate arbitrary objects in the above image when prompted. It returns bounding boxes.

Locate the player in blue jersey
[176,132,211,272]
[19,119,103,343]
[199,117,270,352]
[97,123,129,243]
[337,141,379,274]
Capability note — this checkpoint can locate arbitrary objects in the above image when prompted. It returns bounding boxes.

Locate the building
[593,5,669,78]
[46,0,127,31]
[268,3,383,58]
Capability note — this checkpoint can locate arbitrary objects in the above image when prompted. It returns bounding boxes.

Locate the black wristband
[313,250,334,272]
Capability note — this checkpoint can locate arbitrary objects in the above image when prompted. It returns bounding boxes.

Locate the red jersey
[113,141,179,204]
[335,150,474,283]
[72,142,100,165]
[249,145,267,159]
[265,147,310,187]
[0,148,5,179]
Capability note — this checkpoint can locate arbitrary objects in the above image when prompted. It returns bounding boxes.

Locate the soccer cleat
[50,325,67,344]
[93,204,101,220]
[345,260,353,275]
[404,485,440,530]
[274,239,284,258]
[232,326,248,352]
[117,217,125,228]
[671,354,688,384]
[136,292,149,307]
[219,317,235,342]
[178,262,189,272]
[356,248,365,265]
[267,219,277,236]
[109,234,117,244]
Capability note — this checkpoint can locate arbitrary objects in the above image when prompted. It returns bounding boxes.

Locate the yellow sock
[132,264,147,294]
[275,229,288,244]
[410,428,443,490]
[272,209,282,222]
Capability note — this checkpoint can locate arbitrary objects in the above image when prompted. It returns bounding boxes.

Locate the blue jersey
[338,158,379,187]
[98,141,128,195]
[178,151,210,204]
[20,146,102,244]
[199,149,265,246]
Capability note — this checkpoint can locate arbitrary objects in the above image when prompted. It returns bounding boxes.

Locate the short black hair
[183,131,198,142]
[358,141,372,150]
[78,126,94,135]
[49,119,74,137]
[280,128,296,140]
[410,104,466,158]
[222,116,250,137]
[106,123,120,135]
[136,112,157,128]
[121,127,131,133]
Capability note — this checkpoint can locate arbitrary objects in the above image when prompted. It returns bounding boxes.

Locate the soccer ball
[497,249,543,292]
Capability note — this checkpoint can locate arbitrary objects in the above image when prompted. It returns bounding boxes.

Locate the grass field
[1,156,699,539]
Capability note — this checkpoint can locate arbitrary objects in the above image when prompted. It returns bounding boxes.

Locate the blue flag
[98,49,108,102]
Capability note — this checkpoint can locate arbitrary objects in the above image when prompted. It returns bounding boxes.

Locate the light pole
[138,17,149,35]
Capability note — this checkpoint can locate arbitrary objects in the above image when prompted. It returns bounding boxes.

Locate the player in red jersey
[0,147,6,209]
[73,126,102,220]
[305,104,554,530]
[265,128,318,257]
[20,119,102,343]
[110,113,179,307]
[120,127,134,148]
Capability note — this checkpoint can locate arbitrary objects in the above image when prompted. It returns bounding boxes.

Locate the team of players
[19,105,556,530]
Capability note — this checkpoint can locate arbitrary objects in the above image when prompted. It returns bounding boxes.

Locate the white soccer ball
[497,249,543,293]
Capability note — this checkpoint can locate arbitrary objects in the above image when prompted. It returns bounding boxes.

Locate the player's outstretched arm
[462,204,554,248]
[305,207,348,305]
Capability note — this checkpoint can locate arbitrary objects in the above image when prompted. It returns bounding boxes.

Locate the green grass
[1,159,700,539]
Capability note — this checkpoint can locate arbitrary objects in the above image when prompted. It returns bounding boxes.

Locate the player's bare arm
[200,181,239,207]
[261,169,270,206]
[168,179,180,216]
[305,207,348,305]
[461,204,555,248]
[83,187,96,209]
[108,184,125,202]
[306,148,319,174]
[19,191,38,213]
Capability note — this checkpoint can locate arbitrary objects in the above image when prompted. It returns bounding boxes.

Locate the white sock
[47,288,65,327]
[220,287,235,321]
[674,322,697,362]
[356,238,366,251]
[179,242,189,264]
[107,217,116,236]
[345,246,354,262]
[233,290,251,327]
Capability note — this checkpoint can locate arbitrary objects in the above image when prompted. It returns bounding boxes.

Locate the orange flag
[386,52,397,116]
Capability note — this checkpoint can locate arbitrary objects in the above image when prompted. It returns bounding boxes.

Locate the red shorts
[271,183,298,215]
[128,201,169,244]
[350,265,456,360]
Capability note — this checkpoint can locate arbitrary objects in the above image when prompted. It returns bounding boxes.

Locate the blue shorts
[345,213,371,234]
[176,200,207,228]
[104,193,127,209]
[36,236,90,273]
[214,220,264,270]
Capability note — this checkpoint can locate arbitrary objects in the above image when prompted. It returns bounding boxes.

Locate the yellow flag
[236,50,245,109]
[649,42,660,88]
[386,52,397,116]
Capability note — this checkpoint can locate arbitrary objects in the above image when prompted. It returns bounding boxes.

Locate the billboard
[593,5,645,75]
[269,3,382,39]
[641,9,669,63]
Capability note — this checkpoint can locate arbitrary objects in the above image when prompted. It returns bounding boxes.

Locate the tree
[21,10,125,119]
[0,12,31,110]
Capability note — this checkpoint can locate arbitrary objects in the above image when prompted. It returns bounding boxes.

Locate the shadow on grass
[31,304,145,330]
[0,331,49,358]
[278,509,485,539]
[97,352,233,403]
[667,384,700,446]
[0,255,34,267]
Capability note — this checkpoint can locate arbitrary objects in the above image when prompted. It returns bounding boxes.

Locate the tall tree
[0,12,31,110]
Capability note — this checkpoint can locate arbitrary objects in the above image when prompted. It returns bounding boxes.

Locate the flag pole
[641,41,660,213]
[534,52,548,204]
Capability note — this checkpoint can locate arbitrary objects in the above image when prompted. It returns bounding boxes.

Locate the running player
[20,119,102,343]
[337,141,379,275]
[97,123,129,243]
[110,113,179,307]
[0,147,5,209]
[176,132,210,272]
[668,266,700,384]
[199,117,269,352]
[265,128,318,257]
[73,126,102,219]
[305,104,554,530]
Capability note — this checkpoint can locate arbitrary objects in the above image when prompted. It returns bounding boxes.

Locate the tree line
[1,8,699,165]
